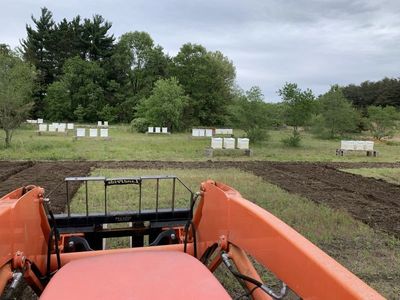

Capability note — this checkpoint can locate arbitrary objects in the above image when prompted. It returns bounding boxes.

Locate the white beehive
[198,129,205,137]
[205,129,213,137]
[148,127,154,133]
[364,141,374,151]
[104,121,109,127]
[89,128,98,137]
[341,141,353,150]
[192,129,199,137]
[162,127,168,133]
[237,138,249,149]
[215,129,223,134]
[211,138,223,149]
[67,123,74,130]
[37,118,43,124]
[97,121,102,126]
[100,128,109,138]
[76,128,86,137]
[354,141,364,151]
[58,123,66,131]
[39,124,47,132]
[48,125,56,132]
[155,127,161,133]
[223,138,235,149]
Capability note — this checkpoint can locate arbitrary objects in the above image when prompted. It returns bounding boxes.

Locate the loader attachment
[0,177,384,299]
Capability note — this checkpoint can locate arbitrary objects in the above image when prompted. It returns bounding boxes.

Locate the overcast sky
[1,0,400,101]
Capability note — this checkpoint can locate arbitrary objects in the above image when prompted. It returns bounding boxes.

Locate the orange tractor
[0,175,384,299]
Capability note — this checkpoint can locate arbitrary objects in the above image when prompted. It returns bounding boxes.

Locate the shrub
[282,130,301,147]
[130,118,149,133]
[246,127,269,144]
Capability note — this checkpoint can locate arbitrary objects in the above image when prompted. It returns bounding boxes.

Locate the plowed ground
[0,160,399,237]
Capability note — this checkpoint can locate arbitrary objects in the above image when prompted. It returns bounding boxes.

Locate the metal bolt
[68,241,74,248]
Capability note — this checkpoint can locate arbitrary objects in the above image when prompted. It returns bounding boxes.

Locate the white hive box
[39,124,47,132]
[58,123,66,131]
[355,141,365,150]
[341,141,354,150]
[76,128,86,137]
[211,138,223,149]
[226,129,233,135]
[205,129,213,137]
[48,125,56,132]
[100,128,109,138]
[162,127,168,133]
[237,138,249,149]
[89,128,98,137]
[198,129,205,137]
[364,141,374,151]
[215,129,223,134]
[148,127,154,133]
[192,129,199,137]
[67,123,74,130]
[37,118,43,124]
[155,127,161,133]
[97,121,102,127]
[223,138,235,149]
[104,121,109,127]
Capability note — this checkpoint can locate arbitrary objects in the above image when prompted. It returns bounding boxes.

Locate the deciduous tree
[136,78,189,131]
[278,82,315,146]
[367,105,399,140]
[314,85,360,138]
[0,50,35,146]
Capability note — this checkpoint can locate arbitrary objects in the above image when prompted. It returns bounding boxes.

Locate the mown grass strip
[1,125,400,162]
[342,168,400,185]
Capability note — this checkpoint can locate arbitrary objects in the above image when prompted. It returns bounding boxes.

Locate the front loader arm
[0,186,50,295]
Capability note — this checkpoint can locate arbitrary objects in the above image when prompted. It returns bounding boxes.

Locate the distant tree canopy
[14,7,400,137]
[19,8,236,129]
[342,78,400,108]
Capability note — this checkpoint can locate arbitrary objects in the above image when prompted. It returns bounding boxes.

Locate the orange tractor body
[0,179,384,299]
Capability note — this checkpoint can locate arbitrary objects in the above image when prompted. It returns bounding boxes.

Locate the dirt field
[0,160,399,238]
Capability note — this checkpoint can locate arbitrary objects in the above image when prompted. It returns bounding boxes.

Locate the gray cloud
[1,0,400,101]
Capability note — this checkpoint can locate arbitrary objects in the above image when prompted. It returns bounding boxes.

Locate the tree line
[20,7,235,129]
[1,7,399,146]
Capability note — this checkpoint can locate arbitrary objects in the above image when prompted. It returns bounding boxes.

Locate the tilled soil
[0,162,92,213]
[0,161,399,238]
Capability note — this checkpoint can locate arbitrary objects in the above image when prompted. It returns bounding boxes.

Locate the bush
[245,127,269,144]
[282,130,301,147]
[130,118,149,133]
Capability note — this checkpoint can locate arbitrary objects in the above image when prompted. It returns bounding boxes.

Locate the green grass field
[71,168,400,299]
[1,124,400,162]
[342,168,400,185]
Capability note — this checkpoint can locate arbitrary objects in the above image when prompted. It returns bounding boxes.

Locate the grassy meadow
[0,124,400,161]
[342,168,400,185]
[71,168,400,298]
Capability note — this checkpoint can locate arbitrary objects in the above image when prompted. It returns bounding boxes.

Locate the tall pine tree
[21,7,55,117]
